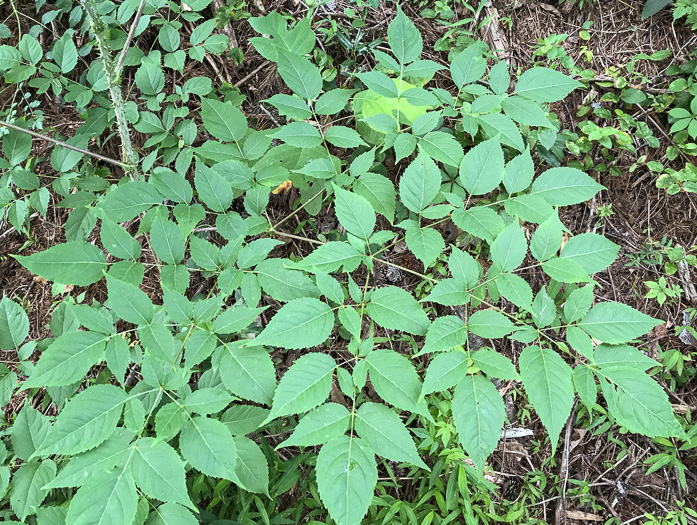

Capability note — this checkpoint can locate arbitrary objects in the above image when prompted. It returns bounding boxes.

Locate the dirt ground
[1,0,696,521]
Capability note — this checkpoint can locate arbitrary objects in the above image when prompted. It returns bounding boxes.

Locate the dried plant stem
[82,0,139,180]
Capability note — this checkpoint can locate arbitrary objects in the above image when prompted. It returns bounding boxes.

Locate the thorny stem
[115,0,147,74]
[82,0,139,180]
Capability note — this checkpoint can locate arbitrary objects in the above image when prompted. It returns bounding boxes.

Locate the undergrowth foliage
[0,2,690,524]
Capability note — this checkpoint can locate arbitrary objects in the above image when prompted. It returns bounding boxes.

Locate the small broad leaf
[65,468,137,525]
[367,286,430,336]
[35,385,127,457]
[405,226,444,269]
[514,68,582,102]
[399,154,441,214]
[453,375,505,471]
[268,353,336,420]
[468,310,515,338]
[420,315,468,354]
[278,403,350,448]
[422,350,468,394]
[355,403,428,469]
[195,163,233,212]
[98,181,162,222]
[450,44,486,88]
[451,207,505,244]
[503,148,534,194]
[106,276,154,326]
[14,242,107,286]
[12,405,50,461]
[449,248,480,288]
[250,298,334,349]
[573,365,596,412]
[519,345,574,455]
[531,167,604,206]
[220,342,276,405]
[559,233,620,274]
[579,302,661,344]
[496,273,532,310]
[317,436,377,525]
[418,131,464,167]
[354,172,396,224]
[132,438,194,509]
[295,242,364,273]
[530,212,564,262]
[201,98,247,142]
[179,416,238,481]
[564,285,594,322]
[333,184,376,240]
[0,296,29,349]
[150,217,186,265]
[145,502,197,525]
[277,50,322,100]
[10,459,56,521]
[53,33,78,73]
[366,349,431,419]
[471,349,520,380]
[490,222,527,272]
[100,219,141,260]
[458,138,504,195]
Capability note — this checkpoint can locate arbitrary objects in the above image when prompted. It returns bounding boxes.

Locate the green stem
[82,0,139,180]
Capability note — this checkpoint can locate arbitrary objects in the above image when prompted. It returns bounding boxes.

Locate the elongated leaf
[514,68,581,102]
[146,503,197,525]
[519,345,574,454]
[453,375,505,470]
[250,298,333,349]
[316,436,377,525]
[490,222,527,272]
[496,272,532,310]
[255,258,320,301]
[0,296,29,349]
[573,365,596,412]
[451,206,504,244]
[232,436,269,494]
[333,184,375,240]
[220,342,276,405]
[579,302,661,344]
[98,181,162,222]
[278,403,350,448]
[355,403,427,469]
[22,331,107,389]
[180,416,238,480]
[422,278,469,306]
[151,217,186,265]
[503,148,534,194]
[10,459,56,521]
[35,385,127,456]
[471,348,520,380]
[594,343,658,371]
[295,242,363,273]
[106,276,154,326]
[388,6,422,64]
[458,139,504,195]
[420,315,468,354]
[354,172,396,224]
[399,154,441,213]
[419,131,464,167]
[12,405,50,461]
[367,286,430,336]
[559,233,619,274]
[450,44,486,88]
[15,242,107,285]
[65,468,137,525]
[132,438,194,509]
[531,167,603,206]
[405,225,444,269]
[268,353,335,420]
[195,163,233,212]
[277,51,322,100]
[468,309,515,338]
[449,248,480,288]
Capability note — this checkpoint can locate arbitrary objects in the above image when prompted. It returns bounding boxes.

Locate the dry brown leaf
[272,180,293,195]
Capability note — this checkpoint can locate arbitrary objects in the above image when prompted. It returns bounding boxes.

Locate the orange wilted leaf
[272,180,293,195]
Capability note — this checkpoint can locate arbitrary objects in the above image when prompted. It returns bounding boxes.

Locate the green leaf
[315,88,355,115]
[422,278,469,306]
[388,6,422,64]
[453,375,505,471]
[333,184,376,240]
[356,71,400,98]
[278,403,350,447]
[642,0,672,18]
[572,365,596,412]
[564,285,594,323]
[12,405,50,461]
[579,302,661,344]
[458,138,504,195]
[468,310,515,338]
[496,272,532,310]
[541,257,591,283]
[354,172,396,223]
[182,388,233,415]
[405,226,444,269]
[265,94,312,120]
[100,219,141,260]
[233,435,269,494]
[367,286,430,336]
[22,331,107,389]
[106,275,153,325]
[220,342,276,405]
[530,212,564,262]
[531,167,604,206]
[418,131,464,167]
[10,459,56,521]
[504,194,554,224]
[274,121,323,148]
[214,306,267,334]
[295,242,363,273]
[135,62,165,95]
[98,181,162,222]
[53,33,78,73]
[450,44,486,88]
[478,113,525,151]
[35,385,127,456]
[180,416,238,480]
[422,350,468,394]
[250,298,333,349]
[65,468,137,525]
[0,296,29,349]
[594,344,658,371]
[471,348,520,380]
[317,436,377,525]
[237,239,282,269]
[366,349,431,419]
[421,315,468,354]
[597,368,684,437]
[132,438,194,509]
[255,259,321,301]
[503,149,534,194]
[449,248,480,288]
[519,345,574,454]
[201,98,247,142]
[325,126,367,148]
[355,403,428,469]
[451,207,505,244]
[501,97,553,128]
[145,503,197,525]
[490,222,527,272]
[267,353,335,420]
[195,163,233,212]
[150,168,193,204]
[14,242,107,286]
[560,233,619,274]
[277,51,322,100]
[399,154,441,213]
[151,217,186,265]
[514,68,582,102]
[0,45,22,71]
